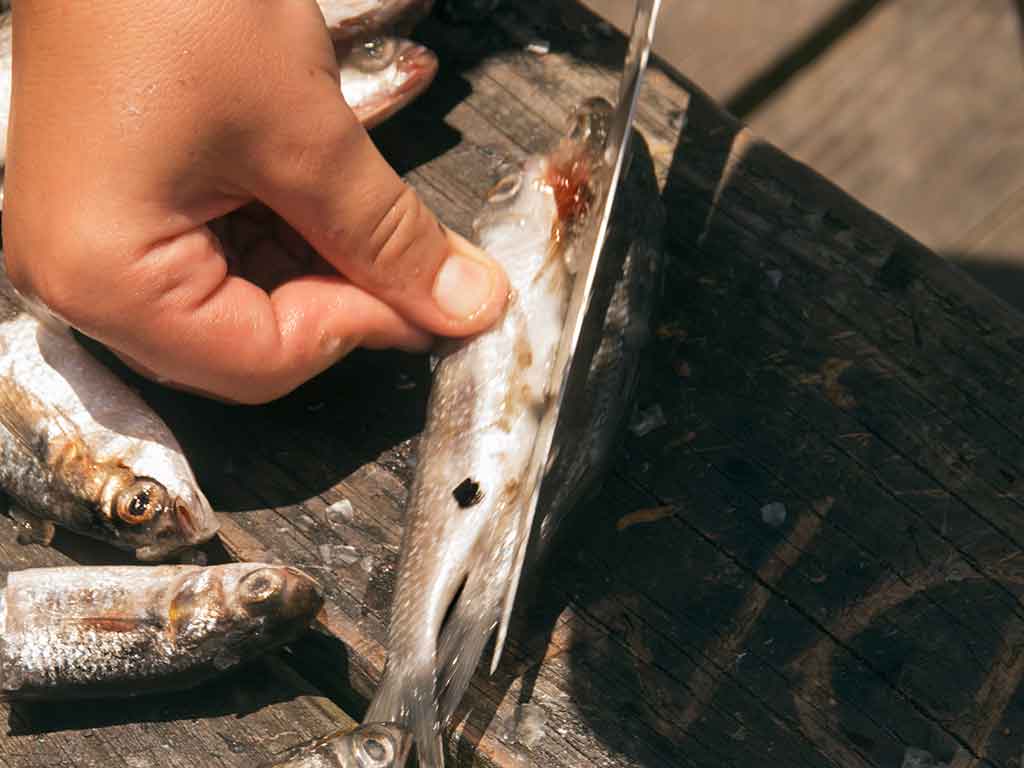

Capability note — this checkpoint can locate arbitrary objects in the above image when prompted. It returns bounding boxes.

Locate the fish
[265,722,411,768]
[317,0,434,45]
[364,97,665,766]
[341,37,438,129]
[0,562,323,700]
[0,261,221,560]
[433,113,664,746]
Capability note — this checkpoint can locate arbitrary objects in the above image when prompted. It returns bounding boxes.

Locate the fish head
[169,564,323,660]
[474,97,615,264]
[340,37,438,128]
[340,723,411,768]
[268,722,411,768]
[544,97,617,258]
[109,461,219,562]
[234,564,324,625]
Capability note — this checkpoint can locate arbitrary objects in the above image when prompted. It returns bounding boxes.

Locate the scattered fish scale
[0,563,323,700]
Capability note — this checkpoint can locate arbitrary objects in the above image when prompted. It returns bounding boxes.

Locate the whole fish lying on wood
[364,98,665,766]
[266,722,410,768]
[0,563,322,700]
[0,260,220,560]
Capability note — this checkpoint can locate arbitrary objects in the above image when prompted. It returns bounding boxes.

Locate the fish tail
[365,646,444,767]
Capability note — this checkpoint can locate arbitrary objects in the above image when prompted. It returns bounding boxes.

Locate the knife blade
[492,0,663,667]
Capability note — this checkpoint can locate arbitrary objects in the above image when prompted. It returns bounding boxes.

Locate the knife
[493,0,663,668]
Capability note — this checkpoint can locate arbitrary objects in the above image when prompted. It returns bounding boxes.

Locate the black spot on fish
[453,478,483,508]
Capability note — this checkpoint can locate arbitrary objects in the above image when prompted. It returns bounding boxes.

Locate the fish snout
[132,489,219,562]
[172,486,221,547]
[238,566,323,623]
[396,42,438,91]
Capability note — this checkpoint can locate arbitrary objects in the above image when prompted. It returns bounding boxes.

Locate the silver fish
[266,722,411,768]
[318,0,434,44]
[0,563,323,700]
[341,37,438,129]
[0,262,220,560]
[365,98,664,767]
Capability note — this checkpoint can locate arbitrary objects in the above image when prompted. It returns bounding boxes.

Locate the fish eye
[352,37,398,73]
[239,568,285,610]
[487,173,522,203]
[356,733,395,766]
[115,479,168,525]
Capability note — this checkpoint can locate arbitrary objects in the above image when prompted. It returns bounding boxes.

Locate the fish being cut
[0,261,220,560]
[265,722,411,768]
[364,98,665,767]
[341,37,438,129]
[433,125,665,739]
[0,563,323,700]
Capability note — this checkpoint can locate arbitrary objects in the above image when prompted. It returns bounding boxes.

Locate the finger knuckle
[362,184,437,288]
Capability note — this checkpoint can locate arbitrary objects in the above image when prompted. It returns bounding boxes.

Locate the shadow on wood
[6,656,311,735]
[942,253,1024,315]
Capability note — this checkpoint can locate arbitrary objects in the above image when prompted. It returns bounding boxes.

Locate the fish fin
[365,659,443,768]
[436,579,499,727]
[0,371,81,463]
[10,507,55,546]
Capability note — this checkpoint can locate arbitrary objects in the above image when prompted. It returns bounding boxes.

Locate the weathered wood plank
[190,4,1024,768]
[749,0,1024,310]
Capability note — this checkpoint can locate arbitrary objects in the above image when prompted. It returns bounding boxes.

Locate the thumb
[249,73,509,338]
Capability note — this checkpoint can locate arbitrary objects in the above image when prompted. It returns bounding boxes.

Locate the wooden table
[3,3,1023,767]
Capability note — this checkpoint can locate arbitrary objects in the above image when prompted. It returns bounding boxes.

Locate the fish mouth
[279,567,325,621]
[133,491,220,562]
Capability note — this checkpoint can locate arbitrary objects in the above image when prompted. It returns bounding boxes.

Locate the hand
[3,0,508,404]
